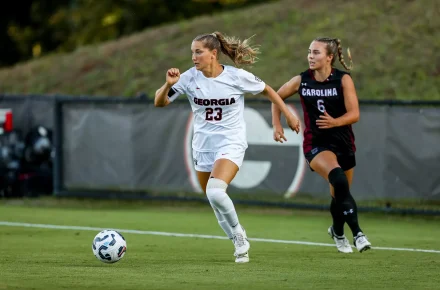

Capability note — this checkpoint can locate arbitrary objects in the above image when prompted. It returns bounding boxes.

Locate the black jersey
[298,68,356,154]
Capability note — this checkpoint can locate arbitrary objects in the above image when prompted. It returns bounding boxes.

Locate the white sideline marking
[1,221,440,254]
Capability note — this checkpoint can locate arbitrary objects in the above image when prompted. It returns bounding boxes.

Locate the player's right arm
[154,68,181,107]
[272,75,301,143]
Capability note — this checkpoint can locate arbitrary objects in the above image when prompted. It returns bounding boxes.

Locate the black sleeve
[167,87,181,102]
[167,87,177,97]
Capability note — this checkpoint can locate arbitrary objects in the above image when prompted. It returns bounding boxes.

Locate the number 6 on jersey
[317,99,325,113]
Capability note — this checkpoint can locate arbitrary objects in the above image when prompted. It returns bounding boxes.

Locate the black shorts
[304,146,356,172]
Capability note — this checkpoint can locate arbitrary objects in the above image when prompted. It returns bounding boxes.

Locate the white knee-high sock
[206,178,242,235]
[211,206,233,239]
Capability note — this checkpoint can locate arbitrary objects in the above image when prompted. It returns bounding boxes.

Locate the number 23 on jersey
[205,107,223,121]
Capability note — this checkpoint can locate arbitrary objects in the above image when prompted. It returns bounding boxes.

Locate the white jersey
[168,65,265,152]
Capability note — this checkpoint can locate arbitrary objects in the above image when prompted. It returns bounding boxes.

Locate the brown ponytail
[194,31,260,66]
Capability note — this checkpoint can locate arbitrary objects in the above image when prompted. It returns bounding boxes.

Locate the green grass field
[0,0,439,100]
[1,198,439,289]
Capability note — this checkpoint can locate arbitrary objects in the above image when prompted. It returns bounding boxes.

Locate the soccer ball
[92,230,127,263]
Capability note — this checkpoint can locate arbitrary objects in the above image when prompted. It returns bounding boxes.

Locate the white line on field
[1,221,439,254]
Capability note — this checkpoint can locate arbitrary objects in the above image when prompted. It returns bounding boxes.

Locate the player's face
[191,41,216,71]
[308,41,333,70]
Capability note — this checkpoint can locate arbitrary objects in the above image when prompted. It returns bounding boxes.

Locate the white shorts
[192,146,246,172]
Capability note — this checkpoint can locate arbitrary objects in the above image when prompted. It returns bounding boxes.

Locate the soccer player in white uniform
[154,31,300,263]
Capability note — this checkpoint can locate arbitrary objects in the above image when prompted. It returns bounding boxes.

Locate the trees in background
[0,0,274,67]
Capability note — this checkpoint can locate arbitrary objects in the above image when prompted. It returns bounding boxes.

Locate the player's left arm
[317,74,360,129]
[262,84,300,134]
[339,74,360,126]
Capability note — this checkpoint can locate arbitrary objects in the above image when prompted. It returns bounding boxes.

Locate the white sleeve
[236,69,266,95]
[167,71,191,102]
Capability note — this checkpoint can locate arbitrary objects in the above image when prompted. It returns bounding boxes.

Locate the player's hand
[316,111,339,129]
[273,123,287,143]
[286,114,300,134]
[166,68,180,86]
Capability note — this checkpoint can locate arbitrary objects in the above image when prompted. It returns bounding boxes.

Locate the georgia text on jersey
[168,65,265,152]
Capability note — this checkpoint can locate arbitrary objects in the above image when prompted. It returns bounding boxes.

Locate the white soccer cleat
[233,229,249,263]
[232,226,250,257]
[234,252,249,263]
[233,232,250,256]
[231,226,250,262]
[354,232,371,253]
[328,226,353,253]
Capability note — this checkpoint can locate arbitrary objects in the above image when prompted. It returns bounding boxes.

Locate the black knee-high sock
[328,168,362,237]
[341,193,361,236]
[330,197,345,237]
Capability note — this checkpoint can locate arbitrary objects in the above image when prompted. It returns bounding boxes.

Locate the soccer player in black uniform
[272,37,371,253]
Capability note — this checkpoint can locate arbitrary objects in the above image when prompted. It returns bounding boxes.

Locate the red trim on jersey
[299,95,312,153]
